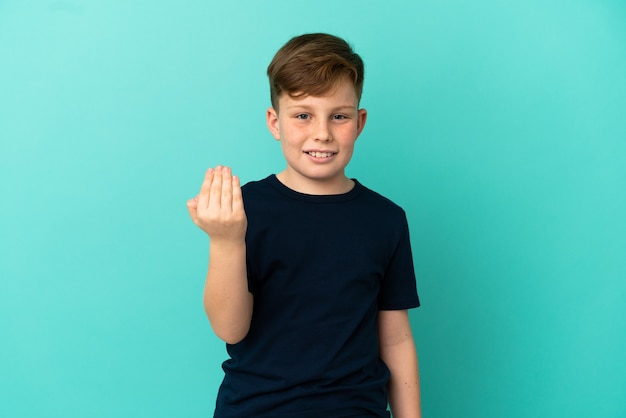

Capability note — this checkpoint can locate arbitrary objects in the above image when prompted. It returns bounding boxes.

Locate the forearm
[378,310,422,418]
[204,240,253,344]
[384,338,421,418]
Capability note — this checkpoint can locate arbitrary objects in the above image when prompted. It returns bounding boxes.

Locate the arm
[378,309,422,418]
[187,166,253,344]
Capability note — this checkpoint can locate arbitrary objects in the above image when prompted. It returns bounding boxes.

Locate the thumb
[186,196,199,219]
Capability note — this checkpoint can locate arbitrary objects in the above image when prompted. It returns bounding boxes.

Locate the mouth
[304,151,336,158]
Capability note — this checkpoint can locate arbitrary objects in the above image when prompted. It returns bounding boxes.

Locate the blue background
[1,1,625,417]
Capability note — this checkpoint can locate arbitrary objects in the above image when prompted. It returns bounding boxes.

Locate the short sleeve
[378,214,420,310]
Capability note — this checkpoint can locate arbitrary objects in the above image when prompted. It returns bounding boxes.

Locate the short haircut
[267,33,364,110]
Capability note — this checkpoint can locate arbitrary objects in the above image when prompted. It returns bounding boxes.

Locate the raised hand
[188,166,252,343]
[187,166,247,243]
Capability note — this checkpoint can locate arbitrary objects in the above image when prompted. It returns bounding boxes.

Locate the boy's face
[266,77,367,195]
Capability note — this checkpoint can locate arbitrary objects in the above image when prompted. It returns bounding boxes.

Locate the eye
[332,114,348,120]
[295,114,310,120]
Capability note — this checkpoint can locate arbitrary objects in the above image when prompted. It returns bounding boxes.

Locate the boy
[187,33,421,418]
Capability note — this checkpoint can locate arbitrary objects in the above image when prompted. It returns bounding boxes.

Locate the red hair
[267,33,364,110]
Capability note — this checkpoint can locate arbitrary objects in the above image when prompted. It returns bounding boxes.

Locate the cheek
[336,124,359,141]
[280,131,304,153]
[285,128,311,148]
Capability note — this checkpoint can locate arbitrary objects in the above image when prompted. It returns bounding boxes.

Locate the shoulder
[240,175,294,218]
[241,175,280,201]
[353,180,407,218]
[241,175,273,193]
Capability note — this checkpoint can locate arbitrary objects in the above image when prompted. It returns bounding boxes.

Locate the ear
[356,108,367,137]
[266,107,280,140]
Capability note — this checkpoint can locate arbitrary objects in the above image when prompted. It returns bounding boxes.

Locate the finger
[197,168,214,209]
[208,165,223,211]
[232,175,245,213]
[221,166,233,212]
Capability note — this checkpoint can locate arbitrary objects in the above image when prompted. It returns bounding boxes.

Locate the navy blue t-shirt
[214,175,419,418]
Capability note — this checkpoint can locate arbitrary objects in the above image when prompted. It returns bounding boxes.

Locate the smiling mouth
[305,151,336,158]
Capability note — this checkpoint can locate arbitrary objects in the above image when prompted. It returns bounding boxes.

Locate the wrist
[209,238,246,253]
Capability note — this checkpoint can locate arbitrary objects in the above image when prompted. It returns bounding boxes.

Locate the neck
[275,171,354,195]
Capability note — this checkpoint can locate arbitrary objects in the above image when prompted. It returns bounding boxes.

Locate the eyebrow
[287,104,357,111]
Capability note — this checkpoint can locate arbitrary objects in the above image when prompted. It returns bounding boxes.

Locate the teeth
[308,151,334,158]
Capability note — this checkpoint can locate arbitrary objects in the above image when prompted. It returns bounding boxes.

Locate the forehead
[280,78,359,110]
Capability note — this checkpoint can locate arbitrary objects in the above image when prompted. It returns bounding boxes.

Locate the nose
[313,119,332,142]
